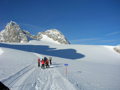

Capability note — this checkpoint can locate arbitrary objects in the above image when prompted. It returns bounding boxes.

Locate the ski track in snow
[1,53,76,90]
[35,68,76,90]
[1,64,34,89]
[11,66,76,90]
[34,53,76,90]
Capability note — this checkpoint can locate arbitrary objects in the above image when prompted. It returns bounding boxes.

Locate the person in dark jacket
[44,57,47,62]
[38,58,41,67]
[49,57,52,65]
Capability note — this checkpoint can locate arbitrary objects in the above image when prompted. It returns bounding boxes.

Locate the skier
[49,57,52,65]
[41,59,45,69]
[45,59,49,68]
[44,57,47,62]
[38,58,40,67]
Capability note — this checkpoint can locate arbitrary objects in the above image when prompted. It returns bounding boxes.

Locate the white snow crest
[41,34,60,44]
[104,46,115,51]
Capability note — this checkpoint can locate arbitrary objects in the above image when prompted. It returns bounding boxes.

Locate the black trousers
[38,63,40,67]
[41,64,45,69]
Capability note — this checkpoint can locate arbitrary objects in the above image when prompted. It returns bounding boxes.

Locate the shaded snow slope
[0,42,120,90]
[0,43,84,59]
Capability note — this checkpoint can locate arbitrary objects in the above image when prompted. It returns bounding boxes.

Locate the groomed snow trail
[2,65,35,90]
[2,58,76,90]
[35,67,76,90]
[10,65,76,90]
[33,53,76,90]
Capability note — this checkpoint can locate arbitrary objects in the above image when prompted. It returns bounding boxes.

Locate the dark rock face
[0,82,10,90]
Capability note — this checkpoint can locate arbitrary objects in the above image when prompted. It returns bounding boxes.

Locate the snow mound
[103,46,116,52]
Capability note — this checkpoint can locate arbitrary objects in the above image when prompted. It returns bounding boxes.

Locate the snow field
[0,47,77,90]
[34,53,76,90]
[0,42,120,90]
[35,68,76,90]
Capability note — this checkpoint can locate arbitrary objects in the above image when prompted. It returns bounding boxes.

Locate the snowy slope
[0,48,4,55]
[0,48,37,81]
[40,34,60,44]
[0,47,76,90]
[0,42,120,90]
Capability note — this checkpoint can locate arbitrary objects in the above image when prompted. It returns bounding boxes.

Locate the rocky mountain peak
[5,21,20,31]
[37,29,70,44]
[0,21,70,44]
[0,21,28,43]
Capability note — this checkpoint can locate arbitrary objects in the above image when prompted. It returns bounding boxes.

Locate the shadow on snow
[0,43,85,60]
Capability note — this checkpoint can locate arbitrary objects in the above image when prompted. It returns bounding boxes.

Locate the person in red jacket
[38,58,40,67]
[41,59,45,69]
[45,59,49,68]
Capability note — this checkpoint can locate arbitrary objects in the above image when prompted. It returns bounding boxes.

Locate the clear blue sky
[0,0,120,45]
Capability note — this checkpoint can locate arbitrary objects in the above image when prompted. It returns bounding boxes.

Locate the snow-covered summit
[5,21,20,31]
[0,21,29,43]
[37,29,70,44]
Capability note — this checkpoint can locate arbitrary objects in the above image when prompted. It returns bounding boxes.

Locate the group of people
[38,57,52,69]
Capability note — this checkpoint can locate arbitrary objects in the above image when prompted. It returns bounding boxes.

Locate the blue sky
[0,0,120,45]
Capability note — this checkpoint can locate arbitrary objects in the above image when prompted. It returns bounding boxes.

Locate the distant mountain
[36,29,70,44]
[0,21,30,43]
[0,21,70,44]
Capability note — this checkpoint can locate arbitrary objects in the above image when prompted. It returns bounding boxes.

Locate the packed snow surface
[0,41,120,90]
[0,48,4,55]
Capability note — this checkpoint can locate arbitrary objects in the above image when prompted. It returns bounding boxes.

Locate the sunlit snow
[0,41,120,90]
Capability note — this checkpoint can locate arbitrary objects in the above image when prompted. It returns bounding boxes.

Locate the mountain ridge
[0,21,70,44]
